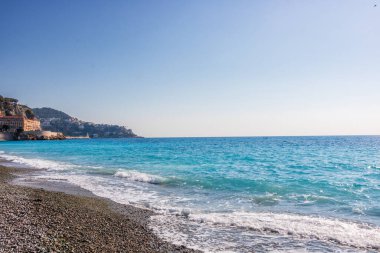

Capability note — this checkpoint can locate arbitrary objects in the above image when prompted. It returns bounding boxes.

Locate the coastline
[0,165,197,252]
[1,136,379,252]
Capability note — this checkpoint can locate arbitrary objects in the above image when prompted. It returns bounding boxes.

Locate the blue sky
[1,0,379,137]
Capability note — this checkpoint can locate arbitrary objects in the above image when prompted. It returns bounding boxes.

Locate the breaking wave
[0,152,75,171]
[150,211,380,252]
[114,170,167,184]
[190,212,380,249]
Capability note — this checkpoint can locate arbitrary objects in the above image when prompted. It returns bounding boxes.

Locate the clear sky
[1,0,379,137]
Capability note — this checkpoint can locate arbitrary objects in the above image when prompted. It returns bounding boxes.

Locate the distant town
[0,95,139,141]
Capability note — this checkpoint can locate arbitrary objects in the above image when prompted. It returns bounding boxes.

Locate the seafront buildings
[0,111,41,132]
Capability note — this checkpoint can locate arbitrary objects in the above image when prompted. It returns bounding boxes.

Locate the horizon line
[138,134,380,139]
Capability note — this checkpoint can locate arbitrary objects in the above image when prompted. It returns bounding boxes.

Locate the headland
[0,95,139,141]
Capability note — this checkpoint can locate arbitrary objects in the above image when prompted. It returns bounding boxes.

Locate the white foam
[114,170,166,184]
[0,152,76,171]
[33,173,165,208]
[150,211,380,252]
[188,212,380,249]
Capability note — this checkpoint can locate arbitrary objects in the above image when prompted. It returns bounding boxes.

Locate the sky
[1,0,379,137]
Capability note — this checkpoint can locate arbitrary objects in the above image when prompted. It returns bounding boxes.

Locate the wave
[32,173,168,210]
[114,170,167,184]
[251,193,280,206]
[0,152,76,171]
[186,211,380,249]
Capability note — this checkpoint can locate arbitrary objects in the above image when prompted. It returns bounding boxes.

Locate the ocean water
[1,136,380,252]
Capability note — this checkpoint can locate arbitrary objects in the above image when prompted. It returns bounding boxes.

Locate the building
[0,115,41,132]
[23,117,41,131]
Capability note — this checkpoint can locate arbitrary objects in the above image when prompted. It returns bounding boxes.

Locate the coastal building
[0,115,41,132]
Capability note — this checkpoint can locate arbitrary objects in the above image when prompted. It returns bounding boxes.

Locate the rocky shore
[0,131,65,141]
[0,165,197,253]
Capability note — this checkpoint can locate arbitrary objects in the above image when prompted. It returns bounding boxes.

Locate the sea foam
[114,170,166,184]
[0,152,75,170]
[195,212,380,248]
[150,211,380,251]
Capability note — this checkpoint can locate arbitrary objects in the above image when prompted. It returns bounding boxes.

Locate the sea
[1,136,380,252]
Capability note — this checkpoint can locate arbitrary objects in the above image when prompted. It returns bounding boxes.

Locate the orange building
[0,115,41,132]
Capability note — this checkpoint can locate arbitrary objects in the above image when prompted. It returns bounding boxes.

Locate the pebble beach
[0,165,196,253]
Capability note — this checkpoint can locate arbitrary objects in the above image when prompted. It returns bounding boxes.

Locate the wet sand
[0,165,197,252]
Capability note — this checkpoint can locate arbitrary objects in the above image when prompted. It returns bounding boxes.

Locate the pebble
[0,166,199,253]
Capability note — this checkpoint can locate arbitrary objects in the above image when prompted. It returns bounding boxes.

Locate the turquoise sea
[1,136,380,252]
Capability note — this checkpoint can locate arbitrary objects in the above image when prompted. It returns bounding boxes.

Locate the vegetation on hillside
[0,95,36,119]
[33,107,138,138]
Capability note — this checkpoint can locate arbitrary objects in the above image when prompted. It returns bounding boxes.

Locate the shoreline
[0,165,197,252]
[2,137,379,252]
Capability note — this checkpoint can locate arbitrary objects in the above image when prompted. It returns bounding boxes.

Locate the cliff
[33,107,138,138]
[0,95,139,138]
[0,95,36,119]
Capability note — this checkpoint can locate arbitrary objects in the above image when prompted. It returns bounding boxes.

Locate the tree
[16,128,24,134]
[1,125,10,132]
[25,109,34,119]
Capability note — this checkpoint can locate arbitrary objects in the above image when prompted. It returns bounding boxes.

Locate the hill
[33,107,71,120]
[33,107,138,138]
[0,95,37,119]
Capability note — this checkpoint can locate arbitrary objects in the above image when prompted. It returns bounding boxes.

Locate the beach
[0,165,196,252]
[1,137,379,252]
